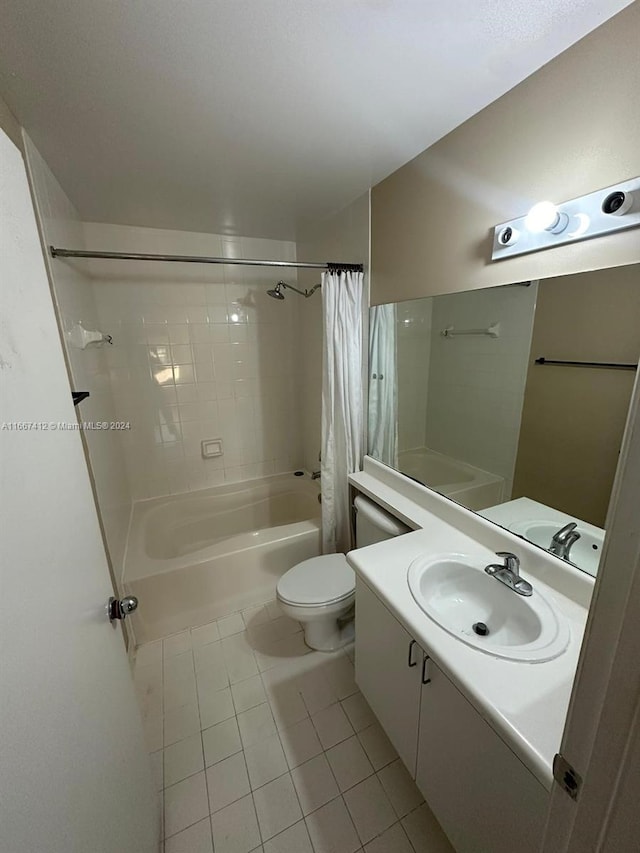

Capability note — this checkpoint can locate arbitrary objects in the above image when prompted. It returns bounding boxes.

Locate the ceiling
[0,0,632,240]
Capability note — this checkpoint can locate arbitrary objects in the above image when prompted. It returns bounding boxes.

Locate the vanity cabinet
[355,577,424,774]
[355,578,547,853]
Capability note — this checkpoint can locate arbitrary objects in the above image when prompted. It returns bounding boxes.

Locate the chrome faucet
[484,551,533,597]
[548,522,581,562]
[311,470,321,480]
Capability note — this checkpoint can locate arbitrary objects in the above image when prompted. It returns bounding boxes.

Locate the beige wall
[513,264,640,527]
[371,3,640,305]
[296,192,370,473]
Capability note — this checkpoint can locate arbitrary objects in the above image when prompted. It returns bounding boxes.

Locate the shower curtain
[321,270,365,554]
[368,304,398,469]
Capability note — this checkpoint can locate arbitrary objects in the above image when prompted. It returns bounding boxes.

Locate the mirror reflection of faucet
[548,522,581,562]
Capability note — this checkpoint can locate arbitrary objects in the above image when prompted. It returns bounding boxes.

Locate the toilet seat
[277,554,355,608]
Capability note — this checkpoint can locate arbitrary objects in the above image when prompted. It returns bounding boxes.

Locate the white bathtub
[124,474,321,642]
[397,448,504,511]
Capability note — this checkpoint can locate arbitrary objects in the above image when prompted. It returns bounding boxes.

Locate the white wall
[24,135,132,575]
[425,283,538,496]
[85,223,303,500]
[396,298,432,453]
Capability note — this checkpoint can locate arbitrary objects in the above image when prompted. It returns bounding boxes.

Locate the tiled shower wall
[87,223,304,500]
[23,136,132,575]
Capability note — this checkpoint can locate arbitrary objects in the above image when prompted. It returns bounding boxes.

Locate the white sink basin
[407,553,570,662]
[508,520,602,577]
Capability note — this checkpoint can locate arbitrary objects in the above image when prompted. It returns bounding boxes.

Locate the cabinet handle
[421,653,432,685]
[407,640,418,667]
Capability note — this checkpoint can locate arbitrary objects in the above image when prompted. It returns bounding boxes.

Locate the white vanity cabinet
[355,577,548,853]
[355,577,425,774]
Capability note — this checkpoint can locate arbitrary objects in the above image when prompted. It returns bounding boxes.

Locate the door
[416,659,547,853]
[355,577,423,775]
[0,128,158,851]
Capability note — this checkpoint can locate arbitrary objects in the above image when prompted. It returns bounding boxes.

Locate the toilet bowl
[277,554,355,652]
[276,495,411,652]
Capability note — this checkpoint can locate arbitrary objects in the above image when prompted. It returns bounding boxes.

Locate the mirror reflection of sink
[407,554,570,662]
[509,520,603,578]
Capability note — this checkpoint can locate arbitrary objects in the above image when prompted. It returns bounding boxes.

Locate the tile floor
[134,600,454,853]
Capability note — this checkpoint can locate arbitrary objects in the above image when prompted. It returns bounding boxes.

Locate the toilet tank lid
[354,494,411,535]
[277,554,354,606]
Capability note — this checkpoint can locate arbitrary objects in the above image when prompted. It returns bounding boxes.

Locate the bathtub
[124,474,321,643]
[397,448,504,511]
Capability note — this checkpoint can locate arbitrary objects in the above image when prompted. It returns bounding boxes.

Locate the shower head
[266,280,321,300]
[267,283,285,300]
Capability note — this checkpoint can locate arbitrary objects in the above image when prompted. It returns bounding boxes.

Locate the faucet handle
[494,551,520,575]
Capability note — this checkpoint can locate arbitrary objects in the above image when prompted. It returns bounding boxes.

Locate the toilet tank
[354,494,411,547]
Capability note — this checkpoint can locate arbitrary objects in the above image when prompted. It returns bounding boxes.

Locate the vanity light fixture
[492,177,640,260]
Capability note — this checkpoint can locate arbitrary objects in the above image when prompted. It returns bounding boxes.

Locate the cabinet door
[416,660,548,853]
[355,578,423,775]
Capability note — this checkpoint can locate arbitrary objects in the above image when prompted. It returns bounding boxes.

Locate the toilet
[277,495,410,651]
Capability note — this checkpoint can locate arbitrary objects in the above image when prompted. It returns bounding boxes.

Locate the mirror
[368,264,640,576]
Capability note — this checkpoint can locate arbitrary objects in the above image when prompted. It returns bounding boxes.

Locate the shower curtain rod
[49,246,363,272]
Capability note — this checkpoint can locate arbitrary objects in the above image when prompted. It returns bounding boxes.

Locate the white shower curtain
[368,304,398,469]
[321,270,365,554]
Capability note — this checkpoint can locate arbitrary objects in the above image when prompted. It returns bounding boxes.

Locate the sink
[508,520,602,577]
[407,553,570,662]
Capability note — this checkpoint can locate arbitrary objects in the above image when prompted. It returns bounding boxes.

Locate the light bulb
[525,201,560,233]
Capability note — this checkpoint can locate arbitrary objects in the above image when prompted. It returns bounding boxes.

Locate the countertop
[348,458,594,791]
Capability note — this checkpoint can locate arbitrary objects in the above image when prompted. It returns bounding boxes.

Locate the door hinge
[553,753,582,801]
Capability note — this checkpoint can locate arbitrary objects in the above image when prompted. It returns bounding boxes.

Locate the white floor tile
[222,633,260,683]
[341,693,375,733]
[401,803,454,853]
[312,703,354,750]
[237,702,277,748]
[137,678,164,721]
[164,817,213,853]
[196,662,230,694]
[244,734,288,789]
[150,749,164,791]
[164,650,195,680]
[357,724,397,771]
[202,716,242,766]
[320,653,358,701]
[343,776,396,845]
[290,754,339,816]
[363,822,413,853]
[194,640,226,673]
[326,736,374,792]
[253,773,303,841]
[242,603,271,629]
[136,641,163,668]
[278,717,323,770]
[164,631,192,659]
[377,759,424,819]
[164,771,209,838]
[218,613,246,638]
[164,670,198,714]
[144,714,164,753]
[199,686,235,729]
[254,634,310,673]
[262,673,308,731]
[211,794,261,853]
[231,674,267,713]
[206,751,250,813]
[164,733,204,787]
[263,820,314,853]
[305,796,361,853]
[191,620,221,648]
[164,702,201,747]
[296,668,338,716]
